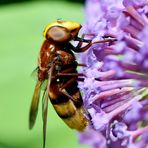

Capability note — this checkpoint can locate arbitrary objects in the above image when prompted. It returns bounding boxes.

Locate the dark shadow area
[66,0,84,3]
[0,0,30,5]
[0,0,84,5]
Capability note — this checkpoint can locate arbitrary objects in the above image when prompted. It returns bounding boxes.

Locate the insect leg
[60,89,74,101]
[92,38,117,44]
[69,33,92,52]
[77,78,85,82]
[71,34,117,52]
[73,34,93,52]
[57,73,85,81]
[75,34,93,48]
[77,63,87,67]
[60,77,77,90]
[57,71,85,82]
[74,33,95,45]
[57,73,85,77]
[75,37,117,52]
[58,67,75,73]
[57,77,78,100]
[75,33,116,45]
[57,66,86,76]
[59,84,83,108]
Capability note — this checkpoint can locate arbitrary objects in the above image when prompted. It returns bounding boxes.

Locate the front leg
[71,34,117,53]
[72,33,93,52]
[74,34,94,48]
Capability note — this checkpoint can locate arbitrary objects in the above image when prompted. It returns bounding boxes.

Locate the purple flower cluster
[78,0,148,148]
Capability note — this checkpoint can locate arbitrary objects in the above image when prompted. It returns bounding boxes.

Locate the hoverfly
[29,20,115,148]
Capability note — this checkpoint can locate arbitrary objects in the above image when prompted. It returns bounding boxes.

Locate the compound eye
[46,26,71,42]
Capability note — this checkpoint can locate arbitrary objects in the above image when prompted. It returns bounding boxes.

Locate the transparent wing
[31,67,38,81]
[29,80,42,129]
[42,90,48,148]
[42,63,54,148]
[31,67,48,91]
[41,80,48,90]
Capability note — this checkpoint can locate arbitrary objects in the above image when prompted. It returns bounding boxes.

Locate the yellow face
[43,20,81,40]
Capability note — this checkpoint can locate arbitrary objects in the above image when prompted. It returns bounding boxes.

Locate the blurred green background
[0,0,89,148]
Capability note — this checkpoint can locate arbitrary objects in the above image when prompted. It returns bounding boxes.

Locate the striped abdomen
[48,78,88,131]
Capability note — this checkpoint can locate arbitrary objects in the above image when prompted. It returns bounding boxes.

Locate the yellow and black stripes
[49,80,88,131]
[53,99,88,131]
[53,99,76,119]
